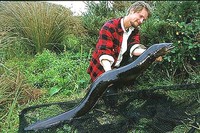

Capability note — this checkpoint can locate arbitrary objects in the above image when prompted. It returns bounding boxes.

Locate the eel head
[149,43,174,58]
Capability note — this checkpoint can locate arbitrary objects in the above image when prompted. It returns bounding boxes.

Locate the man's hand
[155,56,163,62]
[101,59,112,71]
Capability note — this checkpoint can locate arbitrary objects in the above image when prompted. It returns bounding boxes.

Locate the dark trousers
[102,84,119,108]
[102,56,137,108]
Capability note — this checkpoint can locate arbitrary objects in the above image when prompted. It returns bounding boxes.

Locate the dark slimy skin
[24,43,173,131]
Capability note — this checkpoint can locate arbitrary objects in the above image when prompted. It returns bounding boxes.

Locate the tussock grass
[0,1,74,54]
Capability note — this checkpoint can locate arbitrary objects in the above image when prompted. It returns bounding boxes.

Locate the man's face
[129,8,148,28]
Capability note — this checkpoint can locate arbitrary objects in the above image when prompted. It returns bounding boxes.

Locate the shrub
[82,1,116,48]
[140,1,200,79]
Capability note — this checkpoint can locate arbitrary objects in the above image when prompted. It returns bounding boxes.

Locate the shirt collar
[121,17,134,33]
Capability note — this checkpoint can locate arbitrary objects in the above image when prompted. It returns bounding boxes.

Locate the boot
[102,84,118,109]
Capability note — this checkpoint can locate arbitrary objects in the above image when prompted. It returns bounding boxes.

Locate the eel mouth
[166,44,175,51]
[156,43,174,57]
[163,43,174,49]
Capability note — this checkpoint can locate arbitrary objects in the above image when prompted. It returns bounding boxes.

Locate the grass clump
[0,1,74,54]
[0,69,43,133]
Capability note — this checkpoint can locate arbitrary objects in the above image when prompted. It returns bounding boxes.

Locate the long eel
[24,43,173,131]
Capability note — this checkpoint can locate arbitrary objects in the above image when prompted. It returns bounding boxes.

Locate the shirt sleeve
[99,54,114,66]
[96,23,115,64]
[130,44,146,57]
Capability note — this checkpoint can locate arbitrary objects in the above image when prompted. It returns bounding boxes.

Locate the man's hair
[126,1,152,17]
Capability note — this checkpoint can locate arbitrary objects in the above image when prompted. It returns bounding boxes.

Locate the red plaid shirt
[87,17,140,82]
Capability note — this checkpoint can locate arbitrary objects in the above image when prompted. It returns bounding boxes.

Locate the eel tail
[24,108,76,131]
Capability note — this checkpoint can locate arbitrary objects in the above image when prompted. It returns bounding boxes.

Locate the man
[87,1,162,82]
[87,1,162,107]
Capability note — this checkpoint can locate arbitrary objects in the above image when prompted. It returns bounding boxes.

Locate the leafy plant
[62,34,80,52]
[15,49,90,96]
